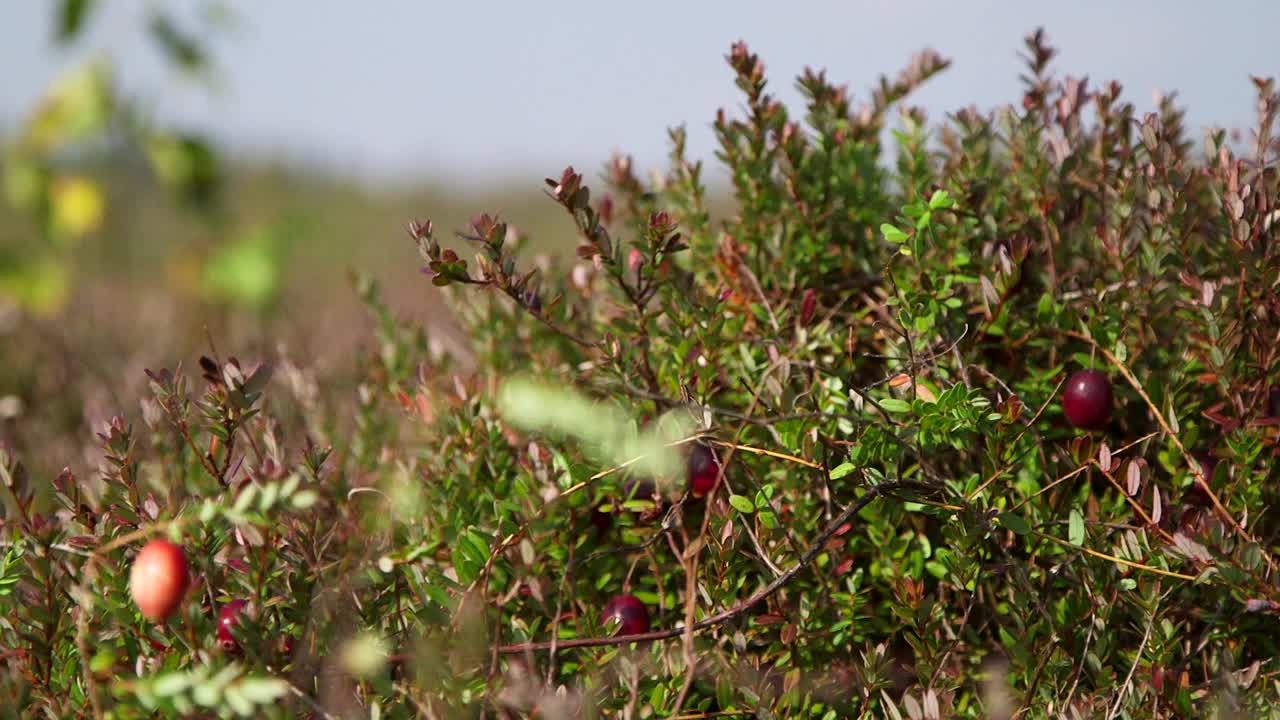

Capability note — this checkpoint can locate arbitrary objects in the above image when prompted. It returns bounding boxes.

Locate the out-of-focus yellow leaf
[51,175,104,239]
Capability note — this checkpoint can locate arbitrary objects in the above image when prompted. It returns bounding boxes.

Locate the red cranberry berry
[1062,369,1113,429]
[687,443,721,496]
[129,539,191,622]
[217,599,250,652]
[602,594,650,636]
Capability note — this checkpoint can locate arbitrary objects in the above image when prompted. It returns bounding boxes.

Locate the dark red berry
[1062,369,1113,429]
[624,478,657,502]
[602,594,650,636]
[687,443,721,496]
[217,599,250,652]
[1177,505,1211,536]
[1192,450,1218,486]
[799,288,818,326]
[1181,481,1213,509]
[589,505,614,536]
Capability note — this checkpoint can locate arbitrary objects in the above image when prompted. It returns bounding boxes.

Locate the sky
[1,2,1276,188]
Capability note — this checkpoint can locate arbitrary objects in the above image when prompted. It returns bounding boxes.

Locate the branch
[496,479,911,654]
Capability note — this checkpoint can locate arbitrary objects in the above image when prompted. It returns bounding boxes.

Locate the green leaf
[880,223,908,243]
[148,12,207,73]
[1113,339,1128,363]
[452,549,478,585]
[829,462,856,480]
[999,512,1031,535]
[56,0,95,44]
[232,484,257,514]
[151,672,191,697]
[498,378,693,481]
[1068,509,1084,546]
[289,490,318,510]
[928,189,954,210]
[89,649,115,673]
[236,677,288,704]
[878,398,912,414]
[728,495,755,514]
[223,685,253,717]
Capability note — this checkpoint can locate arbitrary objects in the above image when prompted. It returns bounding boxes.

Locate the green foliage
[498,377,694,483]
[2,27,1280,720]
[0,3,227,314]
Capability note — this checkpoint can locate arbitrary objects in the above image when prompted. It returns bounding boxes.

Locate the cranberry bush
[2,30,1280,719]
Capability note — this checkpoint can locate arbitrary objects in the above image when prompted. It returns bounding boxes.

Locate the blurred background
[1,1,1276,473]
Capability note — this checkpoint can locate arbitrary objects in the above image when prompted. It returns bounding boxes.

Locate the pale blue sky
[2,2,1275,188]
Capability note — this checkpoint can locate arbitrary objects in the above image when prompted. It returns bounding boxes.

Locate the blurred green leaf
[147,13,207,73]
[0,253,70,315]
[22,59,114,152]
[497,378,694,484]
[145,133,219,204]
[55,0,95,43]
[203,225,280,310]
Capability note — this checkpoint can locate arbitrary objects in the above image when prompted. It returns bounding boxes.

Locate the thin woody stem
[496,479,910,654]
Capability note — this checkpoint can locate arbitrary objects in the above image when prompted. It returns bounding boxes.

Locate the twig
[0,540,91,558]
[392,681,437,719]
[1105,611,1155,720]
[288,682,340,720]
[466,434,703,594]
[927,565,982,688]
[1059,279,1140,301]
[1062,330,1258,555]
[1005,431,1158,513]
[967,380,1065,502]
[1061,594,1095,709]
[1029,530,1196,581]
[505,286,596,349]
[496,480,909,653]
[706,440,823,469]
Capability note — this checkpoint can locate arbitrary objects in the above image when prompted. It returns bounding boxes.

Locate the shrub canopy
[3,29,1280,720]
